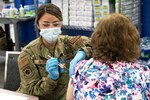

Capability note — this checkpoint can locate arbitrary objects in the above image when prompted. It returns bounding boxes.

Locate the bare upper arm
[66,79,74,100]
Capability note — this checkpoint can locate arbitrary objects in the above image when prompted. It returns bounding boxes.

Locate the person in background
[0,26,7,50]
[17,3,92,100]
[67,13,150,100]
[0,0,4,11]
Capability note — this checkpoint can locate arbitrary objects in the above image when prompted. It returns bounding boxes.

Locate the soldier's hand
[46,57,59,80]
[69,50,86,78]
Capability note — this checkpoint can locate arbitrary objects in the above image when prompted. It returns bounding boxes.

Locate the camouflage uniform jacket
[17,35,92,100]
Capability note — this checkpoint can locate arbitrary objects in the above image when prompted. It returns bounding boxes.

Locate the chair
[4,51,21,91]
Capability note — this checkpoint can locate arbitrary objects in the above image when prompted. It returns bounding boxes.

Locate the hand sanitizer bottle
[19,4,24,17]
[9,4,14,18]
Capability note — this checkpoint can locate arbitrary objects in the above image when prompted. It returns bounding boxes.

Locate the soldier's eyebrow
[43,20,60,23]
[43,21,49,23]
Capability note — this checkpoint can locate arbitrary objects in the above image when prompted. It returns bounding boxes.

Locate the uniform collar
[39,35,65,59]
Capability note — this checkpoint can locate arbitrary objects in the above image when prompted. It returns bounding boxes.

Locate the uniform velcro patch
[69,35,81,44]
[34,60,46,65]
[19,56,29,68]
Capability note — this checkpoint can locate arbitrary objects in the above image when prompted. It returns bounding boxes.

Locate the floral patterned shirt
[71,58,150,100]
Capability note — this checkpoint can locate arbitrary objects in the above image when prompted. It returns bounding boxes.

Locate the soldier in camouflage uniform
[0,26,7,50]
[17,3,92,100]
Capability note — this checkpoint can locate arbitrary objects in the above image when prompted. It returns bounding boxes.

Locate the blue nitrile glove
[46,57,59,80]
[69,50,86,77]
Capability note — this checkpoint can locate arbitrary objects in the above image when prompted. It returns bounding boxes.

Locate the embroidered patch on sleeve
[23,66,34,79]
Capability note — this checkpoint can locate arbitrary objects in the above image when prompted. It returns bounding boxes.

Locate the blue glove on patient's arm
[46,57,59,80]
[69,50,86,78]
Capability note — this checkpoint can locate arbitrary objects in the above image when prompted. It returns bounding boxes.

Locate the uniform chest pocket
[38,65,48,77]
[34,60,48,77]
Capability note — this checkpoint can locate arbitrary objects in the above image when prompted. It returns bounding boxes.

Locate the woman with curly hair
[67,13,150,100]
